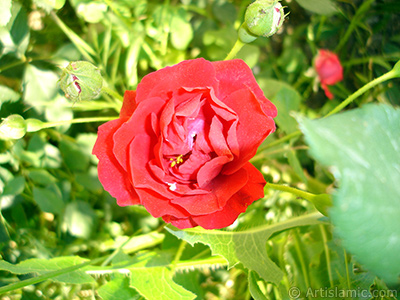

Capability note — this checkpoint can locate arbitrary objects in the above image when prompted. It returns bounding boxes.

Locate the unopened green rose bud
[244,0,285,38]
[26,118,45,133]
[0,115,27,140]
[59,61,103,102]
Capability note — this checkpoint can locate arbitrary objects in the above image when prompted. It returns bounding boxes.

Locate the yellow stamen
[170,155,184,167]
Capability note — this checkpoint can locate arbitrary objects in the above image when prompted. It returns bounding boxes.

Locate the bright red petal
[92,119,140,206]
[222,88,276,175]
[212,59,277,118]
[136,58,218,103]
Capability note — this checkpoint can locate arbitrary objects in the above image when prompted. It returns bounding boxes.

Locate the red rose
[93,58,277,229]
[315,49,343,99]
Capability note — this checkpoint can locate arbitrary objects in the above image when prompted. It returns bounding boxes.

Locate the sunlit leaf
[170,8,193,50]
[130,267,196,300]
[0,0,12,27]
[299,104,400,285]
[167,212,324,285]
[64,200,97,238]
[248,271,268,300]
[0,256,94,284]
[23,65,59,111]
[98,275,138,300]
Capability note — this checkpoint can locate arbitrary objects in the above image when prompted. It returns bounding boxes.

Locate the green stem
[50,11,96,63]
[142,42,163,70]
[102,86,124,102]
[292,229,311,297]
[324,68,399,118]
[257,131,302,152]
[319,225,334,288]
[0,257,105,294]
[172,240,187,270]
[39,116,117,130]
[266,183,316,202]
[224,39,245,61]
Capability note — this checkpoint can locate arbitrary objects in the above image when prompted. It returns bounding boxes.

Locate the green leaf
[0,85,19,109]
[298,104,400,285]
[64,201,97,238]
[262,82,301,135]
[33,186,64,214]
[237,44,260,69]
[75,2,107,23]
[170,8,193,50]
[59,139,90,172]
[0,256,94,284]
[1,176,25,197]
[23,65,59,111]
[27,169,57,186]
[248,271,268,300]
[33,0,66,11]
[45,95,73,132]
[98,276,138,300]
[295,0,338,15]
[130,267,196,300]
[0,0,12,26]
[166,212,324,285]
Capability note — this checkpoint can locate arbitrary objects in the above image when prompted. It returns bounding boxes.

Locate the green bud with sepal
[26,118,45,133]
[59,61,103,102]
[238,23,258,44]
[0,115,27,140]
[244,0,286,38]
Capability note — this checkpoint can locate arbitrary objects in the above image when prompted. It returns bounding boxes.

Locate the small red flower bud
[315,49,343,99]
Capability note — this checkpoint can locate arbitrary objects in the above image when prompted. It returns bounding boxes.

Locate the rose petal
[192,163,265,229]
[209,116,233,157]
[92,119,140,206]
[197,156,231,188]
[113,97,165,172]
[120,90,137,120]
[137,188,190,218]
[162,215,197,229]
[222,88,276,175]
[212,59,277,118]
[172,166,248,215]
[136,58,218,103]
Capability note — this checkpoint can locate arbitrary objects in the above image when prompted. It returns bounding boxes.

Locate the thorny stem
[325,67,400,117]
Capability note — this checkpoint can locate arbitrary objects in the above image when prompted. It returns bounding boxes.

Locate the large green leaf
[167,212,323,285]
[0,256,94,284]
[298,104,400,285]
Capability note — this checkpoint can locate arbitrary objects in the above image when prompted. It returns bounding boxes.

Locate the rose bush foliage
[93,58,277,229]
